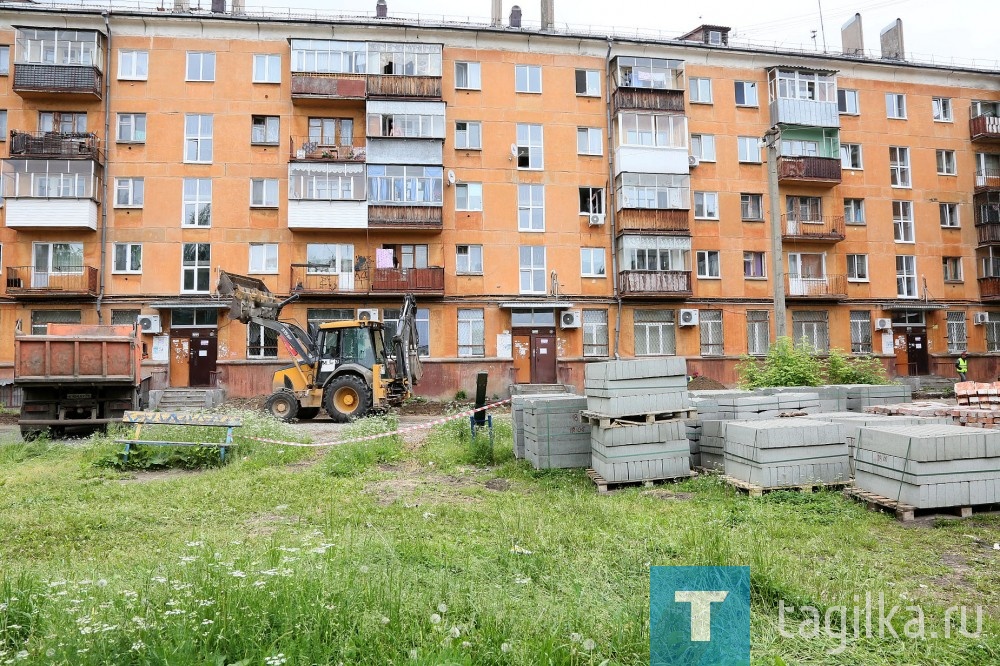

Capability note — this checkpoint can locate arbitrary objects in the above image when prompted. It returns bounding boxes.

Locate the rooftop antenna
[817,0,828,52]
[811,30,817,49]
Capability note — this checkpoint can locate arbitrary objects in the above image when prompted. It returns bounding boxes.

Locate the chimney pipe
[540,0,554,31]
[231,0,244,13]
[509,5,521,28]
[376,0,388,19]
[173,0,188,11]
[211,0,224,13]
[491,0,502,27]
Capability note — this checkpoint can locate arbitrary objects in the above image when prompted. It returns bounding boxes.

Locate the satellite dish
[447,169,456,184]
[510,143,518,157]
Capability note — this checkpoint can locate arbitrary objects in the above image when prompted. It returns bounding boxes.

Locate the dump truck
[14,323,149,439]
[217,271,421,422]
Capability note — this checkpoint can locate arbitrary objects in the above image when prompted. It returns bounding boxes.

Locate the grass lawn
[0,411,999,665]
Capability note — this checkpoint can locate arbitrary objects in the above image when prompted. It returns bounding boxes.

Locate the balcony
[9,131,103,162]
[782,215,845,243]
[368,205,442,230]
[5,266,98,298]
[289,264,444,296]
[291,73,366,101]
[612,87,685,114]
[616,209,690,236]
[618,270,692,298]
[976,169,1000,193]
[289,136,366,163]
[777,156,842,185]
[13,63,102,98]
[4,198,99,230]
[971,115,1000,143]
[785,274,847,300]
[977,222,1000,246]
[366,75,442,99]
[979,277,1000,301]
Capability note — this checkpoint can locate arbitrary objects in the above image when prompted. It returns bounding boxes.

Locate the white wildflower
[449,626,461,638]
[15,651,27,661]
[570,632,582,643]
[515,576,531,585]
[359,565,370,574]
[130,641,145,652]
[96,579,108,587]
[461,641,471,649]
[437,603,448,613]
[186,540,204,547]
[510,545,533,555]
[151,576,167,584]
[501,642,512,653]
[582,638,596,651]
[380,616,390,625]
[264,655,287,666]
[429,613,442,624]
[230,570,247,578]
[409,649,418,660]
[201,619,214,626]
[179,556,197,564]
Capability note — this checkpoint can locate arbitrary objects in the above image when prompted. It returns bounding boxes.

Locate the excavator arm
[392,293,422,387]
[217,271,315,360]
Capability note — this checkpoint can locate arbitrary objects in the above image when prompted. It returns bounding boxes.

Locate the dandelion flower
[582,638,596,651]
[380,616,390,625]
[570,632,582,642]
[429,613,442,624]
[359,565,370,574]
[449,626,461,638]
[409,649,418,660]
[437,603,448,613]
[461,641,471,649]
[501,642,512,653]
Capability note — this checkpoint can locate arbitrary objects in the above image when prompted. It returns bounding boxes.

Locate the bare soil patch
[364,473,482,507]
[688,376,728,391]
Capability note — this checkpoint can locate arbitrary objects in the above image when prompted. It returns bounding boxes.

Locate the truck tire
[264,390,299,421]
[325,375,372,423]
[297,407,320,420]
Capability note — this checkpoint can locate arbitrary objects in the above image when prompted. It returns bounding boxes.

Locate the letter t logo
[674,591,729,642]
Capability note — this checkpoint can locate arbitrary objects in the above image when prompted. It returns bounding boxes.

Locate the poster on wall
[881,330,894,356]
[497,333,512,359]
[151,335,169,362]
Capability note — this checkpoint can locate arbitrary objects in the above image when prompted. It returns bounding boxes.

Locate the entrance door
[187,329,218,387]
[530,332,557,384]
[905,328,929,376]
[169,337,190,387]
[512,334,531,383]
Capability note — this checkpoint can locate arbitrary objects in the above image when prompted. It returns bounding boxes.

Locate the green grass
[1,412,999,664]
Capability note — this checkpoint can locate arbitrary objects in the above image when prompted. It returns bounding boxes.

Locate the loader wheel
[265,390,299,421]
[325,375,372,423]
[297,407,320,420]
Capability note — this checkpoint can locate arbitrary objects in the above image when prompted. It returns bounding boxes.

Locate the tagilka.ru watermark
[779,592,986,655]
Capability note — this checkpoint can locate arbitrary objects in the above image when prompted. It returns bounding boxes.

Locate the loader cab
[315,322,387,384]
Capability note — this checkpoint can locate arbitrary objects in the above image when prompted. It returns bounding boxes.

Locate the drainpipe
[605,37,622,359]
[96,12,112,323]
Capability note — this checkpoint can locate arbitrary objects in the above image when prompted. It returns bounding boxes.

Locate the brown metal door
[169,337,190,387]
[188,329,218,387]
[906,328,929,376]
[530,332,557,384]
[512,334,531,383]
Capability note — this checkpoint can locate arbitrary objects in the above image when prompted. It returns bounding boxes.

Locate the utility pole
[764,127,787,339]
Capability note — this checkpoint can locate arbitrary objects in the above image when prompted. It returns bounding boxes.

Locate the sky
[235,0,1000,68]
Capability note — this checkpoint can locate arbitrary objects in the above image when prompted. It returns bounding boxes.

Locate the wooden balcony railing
[970,115,1000,142]
[13,63,102,98]
[612,87,686,113]
[289,136,366,162]
[785,273,847,300]
[976,222,1000,245]
[777,156,842,184]
[9,130,103,161]
[618,270,692,297]
[979,276,1000,300]
[782,215,845,242]
[368,205,443,230]
[366,75,442,99]
[289,264,444,296]
[5,265,98,297]
[290,73,366,99]
[370,267,445,293]
[616,208,690,235]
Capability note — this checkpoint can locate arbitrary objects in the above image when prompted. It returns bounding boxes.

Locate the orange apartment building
[0,2,997,399]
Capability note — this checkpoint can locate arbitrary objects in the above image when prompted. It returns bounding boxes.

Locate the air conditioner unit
[560,310,582,329]
[357,308,380,322]
[137,314,161,334]
[679,309,699,326]
[874,318,892,331]
[974,312,990,325]
[588,213,606,226]
[688,155,700,168]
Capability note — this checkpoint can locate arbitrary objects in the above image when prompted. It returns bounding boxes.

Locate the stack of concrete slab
[522,394,590,469]
[758,386,847,413]
[712,392,820,420]
[854,424,1000,509]
[590,420,691,483]
[584,358,690,418]
[512,388,573,459]
[699,420,731,471]
[724,419,850,488]
[865,402,953,418]
[845,384,912,410]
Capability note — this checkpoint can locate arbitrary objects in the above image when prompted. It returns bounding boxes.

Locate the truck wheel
[264,391,299,421]
[297,407,320,420]
[325,375,372,423]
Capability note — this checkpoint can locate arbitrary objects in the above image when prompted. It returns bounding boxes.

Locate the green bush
[737,337,890,388]
[825,349,890,385]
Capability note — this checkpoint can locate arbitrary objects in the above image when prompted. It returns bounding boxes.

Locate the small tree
[736,337,824,389]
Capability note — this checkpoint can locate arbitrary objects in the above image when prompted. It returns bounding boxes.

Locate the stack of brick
[845,384,912,411]
[585,358,692,483]
[855,424,1000,508]
[865,402,954,417]
[954,382,1000,407]
[724,419,850,488]
[950,408,1000,429]
[511,388,573,460]
[522,394,590,469]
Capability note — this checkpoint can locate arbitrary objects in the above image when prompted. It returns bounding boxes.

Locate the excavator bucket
[217,271,293,323]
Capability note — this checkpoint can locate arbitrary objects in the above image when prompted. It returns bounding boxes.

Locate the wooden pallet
[722,475,852,498]
[580,409,697,429]
[586,468,695,493]
[843,488,992,522]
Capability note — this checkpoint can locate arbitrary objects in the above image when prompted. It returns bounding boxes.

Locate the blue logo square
[650,566,750,666]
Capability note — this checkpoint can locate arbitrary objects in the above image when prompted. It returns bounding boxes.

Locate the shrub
[737,337,890,388]
[824,349,890,385]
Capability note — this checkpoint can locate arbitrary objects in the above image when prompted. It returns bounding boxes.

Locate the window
[114,177,144,208]
[694,192,719,219]
[112,243,142,274]
[583,310,609,357]
[634,309,676,356]
[619,113,688,148]
[792,311,829,353]
[575,69,601,96]
[251,116,279,145]
[383,244,428,270]
[622,237,687,272]
[932,97,953,122]
[519,246,546,294]
[181,243,211,293]
[250,178,279,208]
[118,49,148,80]
[788,253,826,283]
[940,203,960,228]
[936,149,957,176]
[30,310,81,336]
[456,245,483,275]
[39,112,85,134]
[850,311,872,354]
[32,244,83,281]
[734,81,758,106]
[696,250,720,278]
[737,136,761,163]
[184,114,213,163]
[455,61,481,90]
[0,110,5,138]
[247,322,278,358]
[182,178,212,227]
[581,248,606,277]
[700,310,723,356]
[516,124,543,169]
[840,143,863,169]
[383,308,431,357]
[741,194,763,221]
[289,163,365,201]
[689,77,712,103]
[893,201,914,243]
[457,309,485,357]
[186,52,216,81]
[116,113,146,143]
[988,313,1000,354]
[943,257,963,283]
[292,40,366,75]
[889,146,911,188]
[690,134,716,162]
[781,139,819,157]
[0,45,9,75]
[252,54,281,83]
[619,173,690,210]
[455,121,482,150]
[169,308,216,328]
[305,244,353,274]
[747,311,770,356]
[455,183,483,211]
[772,70,836,102]
[886,93,906,119]
[249,243,278,273]
[847,254,869,282]
[579,187,605,215]
[837,89,859,115]
[896,255,917,298]
[844,199,866,225]
[367,166,443,204]
[946,311,967,354]
[111,309,141,326]
[577,128,602,156]
[309,117,354,145]
[514,65,541,93]
[367,112,443,139]
[743,251,765,278]
[518,184,544,231]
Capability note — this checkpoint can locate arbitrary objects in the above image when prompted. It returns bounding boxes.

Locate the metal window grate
[634,309,676,356]
[792,310,829,352]
[849,310,872,354]
[699,309,724,356]
[583,309,609,357]
[746,310,770,356]
[947,311,968,354]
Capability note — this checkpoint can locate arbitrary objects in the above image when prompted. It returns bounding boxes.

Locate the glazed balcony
[366,75,442,99]
[618,270,692,297]
[616,209,690,236]
[368,205,442,230]
[13,63,102,98]
[290,73,366,101]
[975,169,1000,193]
[978,276,1000,301]
[289,264,444,296]
[970,115,1000,143]
[5,265,98,298]
[777,156,842,185]
[9,130,103,162]
[782,215,845,243]
[289,136,366,163]
[785,274,847,300]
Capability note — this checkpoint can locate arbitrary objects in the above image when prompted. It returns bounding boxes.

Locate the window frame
[252,54,281,84]
[455,244,483,275]
[118,49,148,81]
[737,136,761,163]
[840,143,863,169]
[746,310,770,357]
[575,69,601,97]
[114,177,144,208]
[579,187,605,216]
[582,309,609,357]
[696,250,721,279]
[932,97,953,122]
[580,247,606,278]
[743,251,766,279]
[946,311,968,354]
[634,309,677,357]
[454,120,482,150]
[847,254,869,282]
[943,256,964,283]
[116,112,146,144]
[455,182,483,212]
[515,123,544,170]
[940,202,960,228]
[112,242,142,274]
[896,255,918,299]
[837,88,859,115]
[250,178,279,208]
[889,146,911,188]
[694,191,719,220]
[844,198,866,225]
[734,81,758,107]
[181,242,211,294]
[183,113,213,164]
[455,61,482,90]
[699,309,724,357]
[741,193,763,221]
[185,51,216,82]
[248,242,279,274]
[251,115,280,145]
[936,149,957,176]
[892,200,915,243]
[577,127,603,156]
[849,311,873,355]
[247,321,279,359]
[514,64,542,94]
[690,134,716,162]
[886,93,907,119]
[182,178,212,227]
[689,77,712,104]
[518,246,546,294]
[517,183,545,232]
[457,308,485,357]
